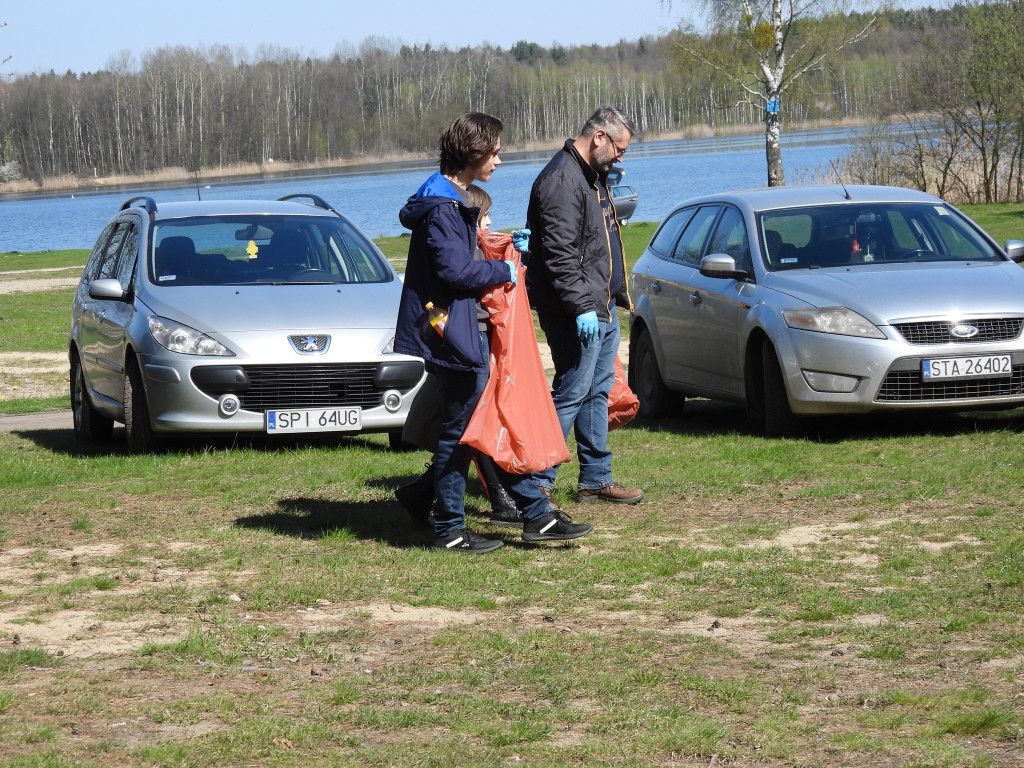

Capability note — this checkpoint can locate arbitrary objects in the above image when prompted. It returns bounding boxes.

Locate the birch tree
[667,0,879,186]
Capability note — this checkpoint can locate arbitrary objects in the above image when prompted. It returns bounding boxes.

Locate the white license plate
[266,407,362,433]
[921,355,1013,380]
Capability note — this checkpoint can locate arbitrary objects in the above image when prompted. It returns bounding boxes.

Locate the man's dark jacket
[394,172,509,372]
[524,139,631,321]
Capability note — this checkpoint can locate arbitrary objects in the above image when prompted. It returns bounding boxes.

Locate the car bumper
[780,329,1024,414]
[139,352,426,435]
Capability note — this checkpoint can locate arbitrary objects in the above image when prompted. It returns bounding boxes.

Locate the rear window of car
[150,215,393,286]
[758,202,1003,271]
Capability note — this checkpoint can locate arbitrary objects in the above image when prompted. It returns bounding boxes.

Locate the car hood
[761,262,1024,323]
[139,283,400,332]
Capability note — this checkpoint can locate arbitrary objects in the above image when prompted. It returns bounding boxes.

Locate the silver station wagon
[628,184,1024,436]
[69,195,425,452]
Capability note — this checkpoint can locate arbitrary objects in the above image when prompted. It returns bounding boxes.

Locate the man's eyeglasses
[604,131,628,158]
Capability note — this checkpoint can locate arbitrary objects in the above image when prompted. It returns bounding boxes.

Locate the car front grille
[892,318,1024,345]
[237,363,383,412]
[876,365,1024,402]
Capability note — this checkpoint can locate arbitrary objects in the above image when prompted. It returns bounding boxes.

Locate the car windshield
[150,215,392,286]
[758,202,1003,271]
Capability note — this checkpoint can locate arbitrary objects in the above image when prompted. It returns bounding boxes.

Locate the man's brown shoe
[577,482,644,505]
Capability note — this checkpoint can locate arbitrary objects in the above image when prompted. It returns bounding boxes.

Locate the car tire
[632,328,682,418]
[124,360,163,453]
[70,353,114,441]
[388,430,416,452]
[759,339,802,438]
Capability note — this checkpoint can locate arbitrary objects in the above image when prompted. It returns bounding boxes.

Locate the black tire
[124,360,162,453]
[631,328,682,418]
[759,339,802,438]
[388,430,415,452]
[70,353,114,441]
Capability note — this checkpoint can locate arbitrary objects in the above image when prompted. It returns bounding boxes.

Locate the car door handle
[650,281,661,295]
[689,292,702,306]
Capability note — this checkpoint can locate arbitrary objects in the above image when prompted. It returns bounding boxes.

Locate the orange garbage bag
[608,356,639,431]
[459,230,571,474]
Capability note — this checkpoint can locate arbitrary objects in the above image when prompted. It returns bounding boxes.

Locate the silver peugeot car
[629,184,1024,436]
[69,194,425,452]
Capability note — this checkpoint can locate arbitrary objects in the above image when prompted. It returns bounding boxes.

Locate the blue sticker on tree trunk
[766,100,780,113]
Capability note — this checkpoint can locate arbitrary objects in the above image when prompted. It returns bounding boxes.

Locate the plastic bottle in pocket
[425,301,447,337]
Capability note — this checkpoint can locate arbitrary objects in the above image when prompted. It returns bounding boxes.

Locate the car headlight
[782,307,885,339]
[147,316,235,356]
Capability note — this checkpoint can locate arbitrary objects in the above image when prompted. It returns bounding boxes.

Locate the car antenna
[193,168,202,201]
[829,160,851,200]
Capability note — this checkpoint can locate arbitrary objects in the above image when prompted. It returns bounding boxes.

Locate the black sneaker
[395,483,433,531]
[522,508,593,542]
[433,528,504,553]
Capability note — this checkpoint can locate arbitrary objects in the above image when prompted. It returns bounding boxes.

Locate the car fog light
[218,393,241,417]
[802,370,860,393]
[383,389,403,413]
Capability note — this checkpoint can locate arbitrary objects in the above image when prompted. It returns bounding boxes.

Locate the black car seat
[262,229,311,275]
[154,236,200,283]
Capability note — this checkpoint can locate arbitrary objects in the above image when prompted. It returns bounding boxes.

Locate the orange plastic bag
[608,356,639,431]
[460,231,571,474]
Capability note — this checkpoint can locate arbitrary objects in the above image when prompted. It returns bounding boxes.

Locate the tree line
[0,3,1020,204]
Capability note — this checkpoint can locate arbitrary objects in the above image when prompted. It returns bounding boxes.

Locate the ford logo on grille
[949,324,979,339]
[289,334,331,354]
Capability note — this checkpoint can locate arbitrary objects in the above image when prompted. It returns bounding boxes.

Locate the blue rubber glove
[576,311,599,344]
[505,260,518,285]
[511,228,531,253]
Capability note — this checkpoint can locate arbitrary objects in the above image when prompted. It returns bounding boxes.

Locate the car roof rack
[120,196,157,215]
[277,194,338,214]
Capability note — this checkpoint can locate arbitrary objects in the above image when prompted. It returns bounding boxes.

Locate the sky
[2,0,944,77]
[2,0,684,76]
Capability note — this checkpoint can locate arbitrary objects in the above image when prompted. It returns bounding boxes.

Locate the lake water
[0,125,874,254]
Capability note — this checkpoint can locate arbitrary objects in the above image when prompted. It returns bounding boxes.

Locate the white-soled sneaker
[432,528,504,553]
[522,508,593,542]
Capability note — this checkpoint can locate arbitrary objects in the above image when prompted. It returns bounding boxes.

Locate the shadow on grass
[234,496,429,548]
[11,426,396,457]
[233,495,539,551]
[626,398,1024,442]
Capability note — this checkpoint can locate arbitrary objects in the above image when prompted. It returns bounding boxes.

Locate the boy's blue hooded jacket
[394,172,511,372]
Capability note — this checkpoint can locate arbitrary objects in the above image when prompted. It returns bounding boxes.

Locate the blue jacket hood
[399,173,468,231]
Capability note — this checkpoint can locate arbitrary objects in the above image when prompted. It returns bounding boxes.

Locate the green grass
[0,249,89,272]
[960,202,1024,244]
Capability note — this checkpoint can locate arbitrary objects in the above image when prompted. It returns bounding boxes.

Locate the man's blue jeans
[432,331,551,537]
[534,310,619,491]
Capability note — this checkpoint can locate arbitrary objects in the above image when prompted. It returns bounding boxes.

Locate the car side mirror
[1004,239,1024,263]
[700,252,749,280]
[88,278,127,300]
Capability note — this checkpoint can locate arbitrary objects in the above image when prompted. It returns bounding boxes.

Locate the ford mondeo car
[69,194,425,452]
[628,184,1024,436]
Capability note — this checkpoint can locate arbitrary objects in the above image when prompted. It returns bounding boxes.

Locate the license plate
[266,407,362,433]
[921,355,1013,380]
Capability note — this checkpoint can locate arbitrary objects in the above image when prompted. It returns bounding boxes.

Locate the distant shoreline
[0,117,876,199]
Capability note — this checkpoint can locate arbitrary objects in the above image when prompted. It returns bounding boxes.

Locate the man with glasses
[523,107,645,506]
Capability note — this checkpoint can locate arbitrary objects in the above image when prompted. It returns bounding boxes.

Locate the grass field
[0,208,1023,767]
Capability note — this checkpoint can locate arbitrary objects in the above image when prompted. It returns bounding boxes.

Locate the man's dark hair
[580,107,637,140]
[438,113,503,176]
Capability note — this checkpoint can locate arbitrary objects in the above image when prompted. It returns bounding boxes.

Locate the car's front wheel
[70,353,114,441]
[124,360,163,453]
[750,339,802,438]
[632,328,682,418]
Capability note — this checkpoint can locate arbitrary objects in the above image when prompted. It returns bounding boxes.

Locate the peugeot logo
[949,324,979,339]
[288,334,331,354]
